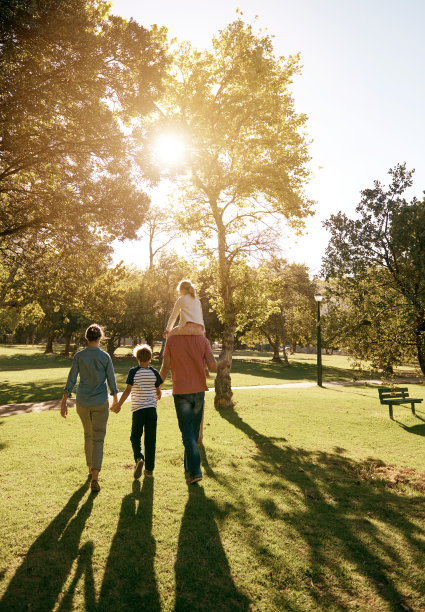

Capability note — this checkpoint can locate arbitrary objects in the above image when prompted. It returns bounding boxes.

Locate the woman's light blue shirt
[64,347,119,408]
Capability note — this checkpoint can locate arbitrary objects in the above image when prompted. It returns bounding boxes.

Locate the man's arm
[159,352,171,383]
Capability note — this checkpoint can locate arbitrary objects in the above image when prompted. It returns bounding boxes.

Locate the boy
[113,344,162,478]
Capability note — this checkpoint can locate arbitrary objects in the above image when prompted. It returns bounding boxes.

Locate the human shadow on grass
[97,478,160,612]
[217,404,425,611]
[174,484,250,612]
[0,481,94,612]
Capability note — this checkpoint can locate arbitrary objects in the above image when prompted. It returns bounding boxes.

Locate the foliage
[0,0,165,242]
[149,18,313,406]
[322,164,425,376]
[242,258,316,361]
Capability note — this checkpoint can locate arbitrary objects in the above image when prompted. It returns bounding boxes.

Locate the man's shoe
[144,470,153,477]
[134,458,144,479]
[186,475,203,485]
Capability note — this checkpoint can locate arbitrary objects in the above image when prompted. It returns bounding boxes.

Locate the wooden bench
[378,387,423,420]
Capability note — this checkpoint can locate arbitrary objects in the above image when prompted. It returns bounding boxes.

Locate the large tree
[0,0,166,299]
[150,19,313,407]
[322,164,425,376]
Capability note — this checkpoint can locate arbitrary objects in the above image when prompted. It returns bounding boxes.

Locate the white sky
[111,0,425,274]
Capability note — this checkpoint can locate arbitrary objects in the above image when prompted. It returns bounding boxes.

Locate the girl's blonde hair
[178,279,196,298]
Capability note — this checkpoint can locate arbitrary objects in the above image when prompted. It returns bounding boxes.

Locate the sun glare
[154,134,186,166]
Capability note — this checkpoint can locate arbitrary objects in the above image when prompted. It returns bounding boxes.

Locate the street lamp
[314,292,323,387]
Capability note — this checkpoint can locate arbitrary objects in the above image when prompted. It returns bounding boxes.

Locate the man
[159,335,222,484]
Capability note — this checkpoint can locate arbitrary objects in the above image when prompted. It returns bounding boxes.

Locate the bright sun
[153,134,186,166]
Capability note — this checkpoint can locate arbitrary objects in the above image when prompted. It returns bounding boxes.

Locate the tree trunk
[214,323,235,409]
[280,313,289,365]
[266,334,282,363]
[62,332,72,356]
[415,330,425,377]
[146,333,154,350]
[44,332,55,354]
[107,337,118,357]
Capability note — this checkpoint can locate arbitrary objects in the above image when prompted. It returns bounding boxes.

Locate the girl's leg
[90,401,109,471]
[76,403,93,471]
[167,323,204,337]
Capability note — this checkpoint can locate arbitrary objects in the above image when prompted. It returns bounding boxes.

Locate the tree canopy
[322,164,425,376]
[149,19,313,406]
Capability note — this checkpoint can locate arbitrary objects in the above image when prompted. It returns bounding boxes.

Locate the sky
[111,0,425,274]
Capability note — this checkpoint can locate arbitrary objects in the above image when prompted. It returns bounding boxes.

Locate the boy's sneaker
[186,475,203,485]
[134,458,144,479]
[144,470,153,477]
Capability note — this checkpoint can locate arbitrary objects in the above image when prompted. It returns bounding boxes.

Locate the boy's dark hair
[135,344,152,363]
[85,324,103,342]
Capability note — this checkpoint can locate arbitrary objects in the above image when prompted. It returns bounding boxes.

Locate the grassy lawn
[1,386,425,610]
[0,345,360,405]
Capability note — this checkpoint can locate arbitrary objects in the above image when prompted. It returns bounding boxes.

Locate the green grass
[0,345,359,405]
[1,386,425,610]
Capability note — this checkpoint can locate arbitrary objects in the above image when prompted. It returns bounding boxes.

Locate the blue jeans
[173,392,204,478]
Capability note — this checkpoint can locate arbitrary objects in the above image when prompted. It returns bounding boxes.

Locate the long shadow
[57,541,96,612]
[174,485,250,612]
[0,481,94,612]
[97,478,160,612]
[217,404,425,610]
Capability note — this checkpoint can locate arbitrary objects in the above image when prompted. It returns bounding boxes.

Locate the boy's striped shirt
[126,366,162,412]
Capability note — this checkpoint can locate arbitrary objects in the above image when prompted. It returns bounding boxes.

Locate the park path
[0,380,385,417]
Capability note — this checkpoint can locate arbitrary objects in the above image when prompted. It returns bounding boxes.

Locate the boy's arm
[112,385,132,413]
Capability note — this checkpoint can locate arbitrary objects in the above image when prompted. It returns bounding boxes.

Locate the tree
[151,19,313,407]
[142,206,180,268]
[242,258,316,362]
[322,164,425,376]
[0,0,165,284]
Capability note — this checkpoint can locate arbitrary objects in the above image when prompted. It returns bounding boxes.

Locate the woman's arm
[106,355,119,398]
[61,356,79,418]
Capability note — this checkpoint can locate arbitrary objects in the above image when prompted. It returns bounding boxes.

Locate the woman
[61,324,119,491]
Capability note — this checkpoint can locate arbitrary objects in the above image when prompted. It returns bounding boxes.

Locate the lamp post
[314,292,323,387]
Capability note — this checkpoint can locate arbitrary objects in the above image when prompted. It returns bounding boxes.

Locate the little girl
[164,279,205,338]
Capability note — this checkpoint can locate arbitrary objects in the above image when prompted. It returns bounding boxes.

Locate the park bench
[377,387,423,420]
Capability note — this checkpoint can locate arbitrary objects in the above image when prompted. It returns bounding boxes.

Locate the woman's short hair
[133,344,152,362]
[85,324,104,342]
[178,279,196,298]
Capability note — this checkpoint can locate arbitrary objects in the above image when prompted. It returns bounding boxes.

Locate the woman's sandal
[91,479,100,492]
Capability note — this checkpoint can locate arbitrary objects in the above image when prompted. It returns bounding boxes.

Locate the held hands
[217,359,231,370]
[162,330,169,339]
[110,400,121,413]
[156,388,162,401]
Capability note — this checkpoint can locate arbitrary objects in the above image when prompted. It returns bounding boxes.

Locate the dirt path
[0,380,389,417]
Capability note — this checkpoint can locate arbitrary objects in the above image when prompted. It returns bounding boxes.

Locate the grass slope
[1,386,425,611]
